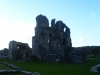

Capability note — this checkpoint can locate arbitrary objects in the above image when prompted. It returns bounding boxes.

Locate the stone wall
[0,48,9,59]
[68,47,87,63]
[32,15,72,62]
[32,14,87,63]
[1,62,41,75]
[9,40,32,61]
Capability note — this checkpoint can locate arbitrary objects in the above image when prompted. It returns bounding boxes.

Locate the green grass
[0,62,26,75]
[0,59,100,75]
[0,64,13,70]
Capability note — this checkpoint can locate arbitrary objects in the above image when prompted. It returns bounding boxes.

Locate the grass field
[0,59,100,75]
[0,61,26,75]
[0,63,13,70]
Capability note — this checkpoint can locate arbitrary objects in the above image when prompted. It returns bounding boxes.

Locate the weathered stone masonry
[0,14,87,63]
[9,40,32,61]
[32,15,72,62]
[32,14,87,63]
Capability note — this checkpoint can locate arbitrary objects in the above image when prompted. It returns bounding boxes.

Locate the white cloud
[0,17,36,49]
[90,13,96,19]
[79,37,85,42]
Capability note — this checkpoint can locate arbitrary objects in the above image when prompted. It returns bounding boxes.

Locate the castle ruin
[0,14,87,63]
[32,15,72,62]
[9,40,32,61]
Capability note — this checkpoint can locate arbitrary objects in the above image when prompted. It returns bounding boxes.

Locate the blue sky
[0,0,100,49]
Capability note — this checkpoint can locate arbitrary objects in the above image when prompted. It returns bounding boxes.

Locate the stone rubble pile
[2,62,22,70]
[90,64,100,72]
[0,70,20,73]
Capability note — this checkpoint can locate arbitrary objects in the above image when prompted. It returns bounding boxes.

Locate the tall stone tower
[32,15,72,62]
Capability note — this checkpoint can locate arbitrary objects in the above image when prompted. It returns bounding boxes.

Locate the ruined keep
[9,40,32,61]
[32,14,87,63]
[32,15,86,63]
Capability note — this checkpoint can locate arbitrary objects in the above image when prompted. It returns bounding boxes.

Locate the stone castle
[0,14,87,63]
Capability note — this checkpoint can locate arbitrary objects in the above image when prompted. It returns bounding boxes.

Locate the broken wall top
[36,14,70,33]
[9,40,31,49]
[36,14,49,27]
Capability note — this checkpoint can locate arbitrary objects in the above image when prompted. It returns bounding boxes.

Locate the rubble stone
[90,64,100,72]
[68,48,87,63]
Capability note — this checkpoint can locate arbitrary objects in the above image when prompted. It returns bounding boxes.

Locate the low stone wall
[0,56,8,59]
[68,49,87,63]
[90,64,100,72]
[0,62,41,75]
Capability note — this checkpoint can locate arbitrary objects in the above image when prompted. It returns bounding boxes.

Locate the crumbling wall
[0,48,9,59]
[32,14,87,63]
[9,40,32,61]
[68,47,87,63]
[32,15,72,62]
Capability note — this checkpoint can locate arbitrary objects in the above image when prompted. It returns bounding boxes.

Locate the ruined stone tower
[32,15,72,62]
